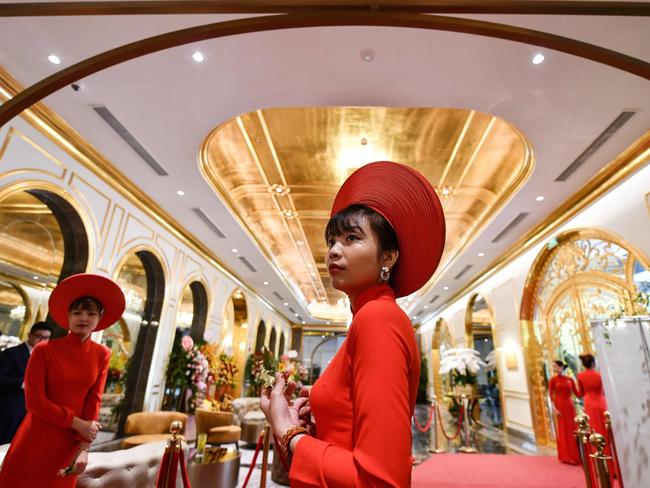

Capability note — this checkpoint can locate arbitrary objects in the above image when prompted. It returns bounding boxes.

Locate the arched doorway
[269,328,277,355]
[112,250,165,434]
[254,320,266,354]
[521,228,650,446]
[465,294,504,429]
[431,318,453,403]
[0,187,89,338]
[222,289,248,397]
[278,332,286,357]
[176,280,209,343]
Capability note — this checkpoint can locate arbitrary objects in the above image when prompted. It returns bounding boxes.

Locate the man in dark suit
[0,322,51,444]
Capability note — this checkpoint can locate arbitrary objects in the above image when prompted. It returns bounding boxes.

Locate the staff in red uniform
[577,353,608,436]
[0,274,125,487]
[261,161,445,487]
[548,360,580,465]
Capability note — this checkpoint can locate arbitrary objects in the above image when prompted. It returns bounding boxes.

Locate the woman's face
[552,363,563,375]
[68,307,102,338]
[326,218,397,299]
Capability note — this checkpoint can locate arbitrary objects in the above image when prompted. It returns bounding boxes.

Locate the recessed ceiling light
[263,281,269,285]
[48,54,61,65]
[301,320,306,324]
[192,51,204,63]
[424,305,428,309]
[33,275,39,280]
[478,252,485,257]
[443,286,449,290]
[326,321,331,325]
[360,48,375,62]
[536,195,545,202]
[231,248,238,253]
[532,53,545,65]
[284,302,289,306]
[176,190,185,196]
[295,313,299,317]
[296,240,304,246]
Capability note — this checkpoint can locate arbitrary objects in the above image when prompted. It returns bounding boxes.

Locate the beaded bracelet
[280,425,309,453]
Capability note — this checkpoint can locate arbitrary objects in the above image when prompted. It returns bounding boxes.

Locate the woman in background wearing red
[0,274,125,487]
[577,353,608,436]
[549,360,580,464]
[261,161,445,487]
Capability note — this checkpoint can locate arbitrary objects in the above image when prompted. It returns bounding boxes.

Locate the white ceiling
[1,9,649,324]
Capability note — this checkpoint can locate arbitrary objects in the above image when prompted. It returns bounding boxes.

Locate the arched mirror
[0,188,88,338]
[278,332,286,357]
[254,320,266,354]
[221,289,248,397]
[466,294,503,429]
[175,281,208,342]
[269,328,277,355]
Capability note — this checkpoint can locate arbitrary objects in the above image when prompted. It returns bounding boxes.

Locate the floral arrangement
[485,350,498,372]
[439,347,486,388]
[604,282,650,344]
[215,353,239,389]
[247,348,308,397]
[0,334,20,352]
[183,336,210,413]
[278,353,309,389]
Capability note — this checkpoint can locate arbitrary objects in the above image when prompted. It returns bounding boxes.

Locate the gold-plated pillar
[589,433,612,488]
[428,396,446,454]
[575,414,593,488]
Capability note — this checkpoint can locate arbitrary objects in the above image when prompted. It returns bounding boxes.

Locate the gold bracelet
[280,425,308,453]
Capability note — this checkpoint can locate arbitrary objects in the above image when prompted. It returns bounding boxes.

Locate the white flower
[439,347,486,375]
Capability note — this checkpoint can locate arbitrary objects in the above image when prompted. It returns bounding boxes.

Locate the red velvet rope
[412,405,435,433]
[155,450,171,488]
[434,402,464,441]
[241,433,265,488]
[179,448,191,488]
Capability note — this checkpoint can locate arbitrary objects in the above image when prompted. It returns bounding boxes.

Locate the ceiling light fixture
[536,195,545,202]
[424,305,428,309]
[443,286,449,290]
[176,190,185,196]
[296,240,304,246]
[33,275,39,280]
[284,302,289,306]
[48,54,61,65]
[478,252,485,257]
[360,48,375,62]
[532,53,545,65]
[263,281,269,285]
[192,51,204,63]
[231,248,238,253]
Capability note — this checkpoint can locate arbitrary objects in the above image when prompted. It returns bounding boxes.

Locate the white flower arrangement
[485,350,498,371]
[0,334,21,352]
[439,347,486,376]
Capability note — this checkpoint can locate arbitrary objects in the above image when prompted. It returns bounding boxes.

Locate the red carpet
[412,454,585,488]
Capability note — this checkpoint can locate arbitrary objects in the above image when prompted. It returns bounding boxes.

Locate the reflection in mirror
[0,281,27,340]
[176,285,194,330]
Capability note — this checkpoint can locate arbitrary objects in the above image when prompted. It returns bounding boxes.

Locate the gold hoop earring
[380,266,390,282]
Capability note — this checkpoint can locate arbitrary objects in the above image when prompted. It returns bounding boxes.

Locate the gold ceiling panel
[200,107,533,321]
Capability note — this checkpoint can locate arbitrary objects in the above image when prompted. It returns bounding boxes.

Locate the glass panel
[176,285,194,330]
[633,260,650,293]
[549,292,583,375]
[0,281,26,339]
[0,191,63,284]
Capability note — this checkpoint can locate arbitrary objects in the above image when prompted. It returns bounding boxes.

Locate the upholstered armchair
[194,409,241,450]
[122,411,188,448]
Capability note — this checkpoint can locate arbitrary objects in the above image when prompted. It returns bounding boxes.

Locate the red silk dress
[577,369,608,436]
[549,374,580,464]
[0,333,110,487]
[289,284,420,487]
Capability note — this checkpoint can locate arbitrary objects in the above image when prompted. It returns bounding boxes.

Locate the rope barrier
[241,432,265,488]
[434,402,464,441]
[413,404,435,433]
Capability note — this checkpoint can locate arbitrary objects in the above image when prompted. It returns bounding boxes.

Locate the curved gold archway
[222,288,249,396]
[1,11,649,126]
[520,227,650,446]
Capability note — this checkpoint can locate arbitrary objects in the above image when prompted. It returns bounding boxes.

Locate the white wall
[0,114,292,411]
[419,161,650,438]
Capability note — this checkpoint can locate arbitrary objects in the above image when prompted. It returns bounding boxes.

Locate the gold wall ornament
[520,228,650,446]
[431,318,453,403]
[200,106,534,320]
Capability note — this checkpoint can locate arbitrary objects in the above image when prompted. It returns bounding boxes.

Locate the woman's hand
[72,449,89,475]
[260,372,309,438]
[71,417,101,442]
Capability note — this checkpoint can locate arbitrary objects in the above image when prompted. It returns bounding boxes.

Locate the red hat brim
[48,274,126,331]
[331,161,446,298]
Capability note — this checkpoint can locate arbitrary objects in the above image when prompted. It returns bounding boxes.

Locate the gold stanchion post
[260,422,271,488]
[458,394,477,454]
[603,411,623,487]
[589,433,612,488]
[428,396,446,454]
[575,414,593,488]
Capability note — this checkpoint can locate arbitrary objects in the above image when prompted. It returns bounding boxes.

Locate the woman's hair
[579,354,595,369]
[553,360,566,369]
[325,204,399,256]
[68,296,104,314]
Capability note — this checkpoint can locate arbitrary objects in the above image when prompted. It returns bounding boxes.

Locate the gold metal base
[458,446,478,453]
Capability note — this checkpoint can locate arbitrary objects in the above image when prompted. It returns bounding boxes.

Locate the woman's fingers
[285,380,296,400]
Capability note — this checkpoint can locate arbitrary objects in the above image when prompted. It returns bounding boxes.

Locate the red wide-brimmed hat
[48,273,126,331]
[331,161,446,297]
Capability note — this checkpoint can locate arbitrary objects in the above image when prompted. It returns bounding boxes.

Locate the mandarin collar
[351,283,395,316]
[63,331,93,349]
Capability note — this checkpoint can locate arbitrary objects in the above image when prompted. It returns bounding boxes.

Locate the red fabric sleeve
[290,302,414,487]
[576,374,585,398]
[570,378,580,397]
[81,347,110,421]
[24,344,75,429]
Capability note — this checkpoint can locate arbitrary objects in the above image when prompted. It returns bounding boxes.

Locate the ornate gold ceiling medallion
[200,107,534,321]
